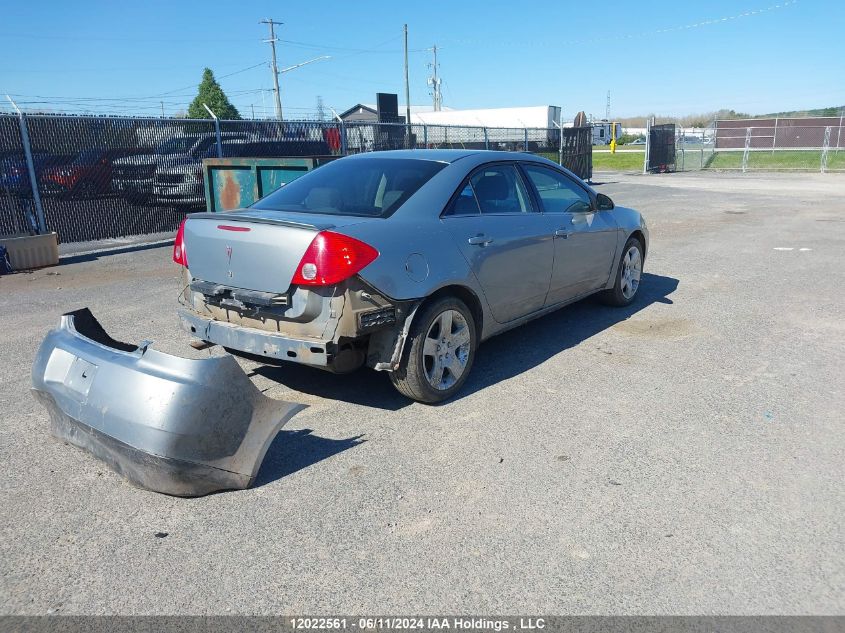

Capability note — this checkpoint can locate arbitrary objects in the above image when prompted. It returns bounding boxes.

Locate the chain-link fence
[341,122,591,178]
[0,115,39,236]
[0,113,591,243]
[708,118,844,172]
[639,117,843,173]
[674,126,716,171]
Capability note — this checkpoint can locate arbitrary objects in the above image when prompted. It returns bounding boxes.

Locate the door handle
[554,229,572,238]
[467,234,494,246]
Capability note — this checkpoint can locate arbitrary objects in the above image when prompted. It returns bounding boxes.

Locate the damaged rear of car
[176,156,447,375]
[175,150,648,404]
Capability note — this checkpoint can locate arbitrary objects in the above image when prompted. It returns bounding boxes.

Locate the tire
[390,296,477,404]
[600,236,644,307]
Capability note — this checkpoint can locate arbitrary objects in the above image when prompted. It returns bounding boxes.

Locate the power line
[278,36,426,55]
[444,0,800,49]
[7,62,268,106]
[0,31,253,43]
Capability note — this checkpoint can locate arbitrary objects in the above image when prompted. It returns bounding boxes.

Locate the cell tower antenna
[427,45,442,111]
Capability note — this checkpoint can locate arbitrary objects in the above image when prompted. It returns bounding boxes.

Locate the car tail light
[173,218,188,266]
[291,231,378,286]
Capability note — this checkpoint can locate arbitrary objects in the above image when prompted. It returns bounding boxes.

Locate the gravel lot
[1,171,842,615]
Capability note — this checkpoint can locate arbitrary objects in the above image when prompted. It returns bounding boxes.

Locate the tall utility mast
[403,24,411,127]
[260,18,284,120]
[606,90,611,120]
[427,45,442,111]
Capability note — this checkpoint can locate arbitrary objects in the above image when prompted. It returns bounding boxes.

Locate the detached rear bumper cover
[31,309,304,496]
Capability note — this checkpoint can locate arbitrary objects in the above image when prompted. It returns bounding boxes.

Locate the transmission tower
[606,90,611,120]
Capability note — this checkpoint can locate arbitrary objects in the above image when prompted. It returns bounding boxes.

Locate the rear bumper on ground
[178,309,331,367]
[31,309,303,496]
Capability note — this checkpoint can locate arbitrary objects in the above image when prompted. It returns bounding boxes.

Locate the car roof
[344,149,551,164]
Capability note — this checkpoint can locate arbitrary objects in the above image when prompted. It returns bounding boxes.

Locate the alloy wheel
[422,309,471,390]
[620,244,642,300]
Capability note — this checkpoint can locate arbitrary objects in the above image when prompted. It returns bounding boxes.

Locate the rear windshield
[251,157,446,217]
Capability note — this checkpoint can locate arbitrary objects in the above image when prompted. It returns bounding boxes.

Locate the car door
[520,163,619,304]
[441,163,554,324]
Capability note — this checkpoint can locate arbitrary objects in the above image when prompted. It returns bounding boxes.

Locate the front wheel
[600,237,644,306]
[390,297,477,404]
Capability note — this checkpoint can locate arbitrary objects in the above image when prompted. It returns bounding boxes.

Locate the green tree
[186,68,241,120]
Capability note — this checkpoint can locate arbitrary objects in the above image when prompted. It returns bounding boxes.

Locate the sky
[0,0,843,120]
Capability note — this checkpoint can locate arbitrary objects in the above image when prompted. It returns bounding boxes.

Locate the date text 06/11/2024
[289,617,547,631]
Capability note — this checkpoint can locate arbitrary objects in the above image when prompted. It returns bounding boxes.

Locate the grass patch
[536,151,644,171]
[706,150,845,171]
[592,151,644,171]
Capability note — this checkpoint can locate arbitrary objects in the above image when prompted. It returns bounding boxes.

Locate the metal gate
[561,126,592,180]
[647,123,676,173]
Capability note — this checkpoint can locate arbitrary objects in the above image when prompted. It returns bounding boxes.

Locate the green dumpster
[202,156,336,212]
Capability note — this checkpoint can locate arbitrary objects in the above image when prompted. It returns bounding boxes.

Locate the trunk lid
[183,210,374,294]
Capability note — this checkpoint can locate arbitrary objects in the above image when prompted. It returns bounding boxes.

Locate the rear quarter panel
[337,158,494,335]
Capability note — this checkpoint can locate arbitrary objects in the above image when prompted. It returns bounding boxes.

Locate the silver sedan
[176,150,648,403]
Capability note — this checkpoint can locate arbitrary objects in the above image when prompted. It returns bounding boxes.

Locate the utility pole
[428,45,442,111]
[403,24,411,127]
[260,18,284,120]
[160,101,165,117]
[251,104,255,120]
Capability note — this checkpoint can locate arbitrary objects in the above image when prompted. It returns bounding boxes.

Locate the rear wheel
[390,297,477,404]
[600,236,643,306]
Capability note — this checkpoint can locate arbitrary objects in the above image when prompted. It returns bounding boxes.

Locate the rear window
[251,157,446,217]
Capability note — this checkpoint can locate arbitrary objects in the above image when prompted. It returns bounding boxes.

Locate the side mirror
[596,193,614,211]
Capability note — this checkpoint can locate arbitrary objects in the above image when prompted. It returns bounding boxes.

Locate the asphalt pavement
[1,171,842,614]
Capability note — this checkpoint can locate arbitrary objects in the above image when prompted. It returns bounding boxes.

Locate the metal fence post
[524,128,528,152]
[678,128,685,172]
[643,119,651,174]
[772,116,778,155]
[203,103,223,157]
[741,127,752,173]
[558,115,564,166]
[483,127,489,150]
[820,126,831,173]
[340,120,348,155]
[6,97,47,234]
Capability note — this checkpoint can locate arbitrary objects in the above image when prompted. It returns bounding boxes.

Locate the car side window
[522,164,592,214]
[469,165,534,215]
[445,183,481,216]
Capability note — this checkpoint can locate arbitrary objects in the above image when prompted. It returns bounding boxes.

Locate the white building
[339,103,452,123]
[410,105,561,129]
